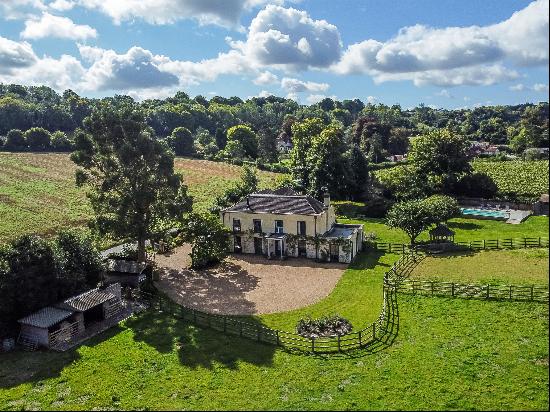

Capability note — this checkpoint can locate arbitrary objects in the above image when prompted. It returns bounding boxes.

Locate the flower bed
[296,315,353,338]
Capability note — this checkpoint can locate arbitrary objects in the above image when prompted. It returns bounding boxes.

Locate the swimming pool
[461,208,509,219]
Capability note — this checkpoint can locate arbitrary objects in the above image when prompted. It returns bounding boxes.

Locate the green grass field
[0,292,547,410]
[339,215,549,245]
[410,248,549,285]
[0,153,278,244]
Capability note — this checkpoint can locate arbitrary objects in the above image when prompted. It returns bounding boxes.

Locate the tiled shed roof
[223,192,325,215]
[18,307,74,328]
[57,288,115,312]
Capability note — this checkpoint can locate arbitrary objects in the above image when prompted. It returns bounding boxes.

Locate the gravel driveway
[153,245,346,315]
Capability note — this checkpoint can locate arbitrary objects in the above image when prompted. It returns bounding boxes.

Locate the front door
[254,237,263,255]
[234,236,242,253]
[298,240,307,256]
[330,243,339,261]
[274,240,281,256]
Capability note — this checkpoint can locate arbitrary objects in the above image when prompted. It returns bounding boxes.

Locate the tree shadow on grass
[125,308,276,370]
[447,221,483,231]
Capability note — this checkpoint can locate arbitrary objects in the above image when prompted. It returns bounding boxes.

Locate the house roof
[223,191,326,215]
[18,306,74,328]
[324,224,362,239]
[57,288,116,312]
[429,224,455,237]
[107,259,148,274]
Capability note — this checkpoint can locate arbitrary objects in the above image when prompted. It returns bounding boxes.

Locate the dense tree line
[1,84,547,160]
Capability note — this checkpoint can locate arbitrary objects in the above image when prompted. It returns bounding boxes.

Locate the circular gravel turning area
[153,245,346,315]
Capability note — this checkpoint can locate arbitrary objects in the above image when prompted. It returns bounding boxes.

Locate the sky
[0,0,548,108]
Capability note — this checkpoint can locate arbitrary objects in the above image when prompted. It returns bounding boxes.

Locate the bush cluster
[296,315,353,338]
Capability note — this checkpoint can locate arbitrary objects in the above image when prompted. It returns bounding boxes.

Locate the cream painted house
[220,188,363,263]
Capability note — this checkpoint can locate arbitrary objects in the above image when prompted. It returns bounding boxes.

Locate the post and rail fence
[370,236,549,254]
[137,241,548,354]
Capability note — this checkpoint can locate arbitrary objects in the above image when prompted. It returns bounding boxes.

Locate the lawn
[0,292,547,410]
[258,252,391,331]
[339,215,549,245]
[410,248,549,286]
[0,153,278,244]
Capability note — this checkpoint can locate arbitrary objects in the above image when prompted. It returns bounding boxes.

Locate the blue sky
[0,0,548,108]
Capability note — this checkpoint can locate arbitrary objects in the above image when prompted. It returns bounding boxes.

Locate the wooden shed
[57,285,123,327]
[17,284,123,350]
[104,259,149,287]
[18,306,84,350]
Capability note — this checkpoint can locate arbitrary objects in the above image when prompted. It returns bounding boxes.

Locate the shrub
[51,131,73,152]
[296,315,353,338]
[25,127,51,151]
[4,129,26,150]
[169,126,194,156]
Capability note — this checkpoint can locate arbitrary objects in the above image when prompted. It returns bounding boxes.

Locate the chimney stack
[246,196,250,209]
[323,192,330,207]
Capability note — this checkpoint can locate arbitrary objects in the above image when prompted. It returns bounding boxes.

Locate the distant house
[468,141,501,157]
[386,154,406,162]
[276,139,293,153]
[17,284,123,350]
[220,188,363,263]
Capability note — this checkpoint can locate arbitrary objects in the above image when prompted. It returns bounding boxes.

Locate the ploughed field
[0,153,278,243]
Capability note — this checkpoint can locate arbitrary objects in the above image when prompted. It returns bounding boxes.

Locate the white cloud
[77,0,286,28]
[510,83,526,91]
[305,94,327,104]
[253,71,278,85]
[332,0,548,86]
[230,5,342,70]
[48,0,75,11]
[436,89,452,98]
[78,45,179,91]
[21,13,97,40]
[366,96,377,104]
[532,83,549,92]
[281,77,329,93]
[0,0,46,20]
[0,35,37,73]
[372,64,519,87]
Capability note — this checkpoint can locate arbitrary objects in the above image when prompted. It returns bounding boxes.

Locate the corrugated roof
[57,288,115,312]
[18,307,74,328]
[107,259,147,274]
[224,193,325,215]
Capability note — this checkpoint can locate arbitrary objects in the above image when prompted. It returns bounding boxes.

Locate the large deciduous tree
[226,124,258,159]
[71,101,193,262]
[408,129,471,193]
